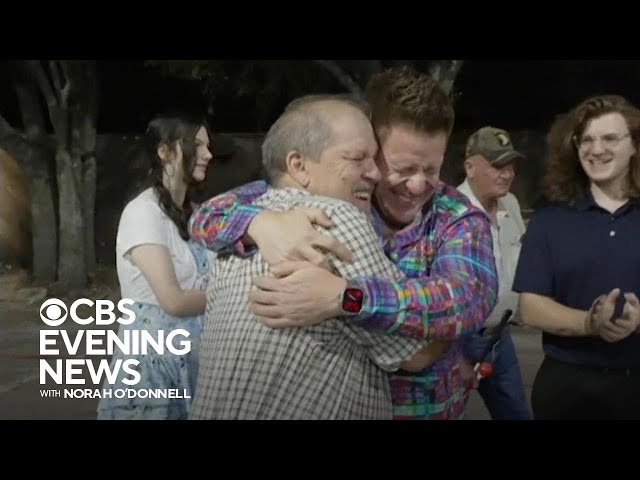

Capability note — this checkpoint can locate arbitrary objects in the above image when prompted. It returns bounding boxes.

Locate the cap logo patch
[495,132,510,146]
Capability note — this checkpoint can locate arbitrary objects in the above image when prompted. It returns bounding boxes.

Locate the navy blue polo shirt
[513,195,640,369]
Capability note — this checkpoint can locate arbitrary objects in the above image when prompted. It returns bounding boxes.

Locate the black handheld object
[479,309,514,360]
[497,309,514,331]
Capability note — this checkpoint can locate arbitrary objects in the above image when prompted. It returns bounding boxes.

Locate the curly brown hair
[544,94,640,205]
[365,67,454,143]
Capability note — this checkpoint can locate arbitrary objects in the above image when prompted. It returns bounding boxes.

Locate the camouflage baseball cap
[465,126,526,166]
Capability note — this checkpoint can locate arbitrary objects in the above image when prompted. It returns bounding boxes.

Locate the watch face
[343,288,364,313]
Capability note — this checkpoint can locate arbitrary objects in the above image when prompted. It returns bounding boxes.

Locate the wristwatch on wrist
[341,285,364,315]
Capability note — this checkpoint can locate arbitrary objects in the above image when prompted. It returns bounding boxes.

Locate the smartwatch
[341,286,364,315]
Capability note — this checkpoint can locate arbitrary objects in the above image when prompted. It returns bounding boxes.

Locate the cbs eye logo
[39,298,136,326]
[40,298,68,327]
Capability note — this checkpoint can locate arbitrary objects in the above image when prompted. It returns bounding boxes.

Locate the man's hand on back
[249,261,348,328]
[246,208,354,266]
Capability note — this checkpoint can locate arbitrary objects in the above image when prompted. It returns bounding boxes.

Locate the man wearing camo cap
[457,126,532,420]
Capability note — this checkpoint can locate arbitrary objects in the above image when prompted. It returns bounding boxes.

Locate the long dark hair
[128,112,212,240]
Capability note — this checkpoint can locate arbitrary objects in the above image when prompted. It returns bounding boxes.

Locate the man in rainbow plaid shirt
[189,67,498,419]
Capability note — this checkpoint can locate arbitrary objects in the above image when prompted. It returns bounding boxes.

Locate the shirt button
[390,252,398,260]
[610,230,616,237]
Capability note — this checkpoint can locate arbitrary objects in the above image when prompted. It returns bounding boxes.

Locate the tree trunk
[314,60,364,98]
[15,82,58,281]
[56,148,86,289]
[0,113,14,136]
[82,155,96,276]
[428,60,464,96]
[348,60,383,86]
[30,170,57,281]
[30,60,88,289]
[386,60,415,69]
[78,62,98,277]
[8,60,98,288]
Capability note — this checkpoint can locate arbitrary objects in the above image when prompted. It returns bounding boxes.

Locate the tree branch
[448,60,464,80]
[386,60,415,69]
[331,60,384,89]
[15,82,47,141]
[429,60,464,95]
[358,60,383,77]
[0,111,16,137]
[30,59,69,144]
[29,60,56,109]
[58,60,71,108]
[83,61,98,122]
[49,60,63,100]
[314,60,364,98]
[428,62,442,81]
[67,61,98,155]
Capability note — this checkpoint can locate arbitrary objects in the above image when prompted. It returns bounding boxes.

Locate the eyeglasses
[573,133,631,152]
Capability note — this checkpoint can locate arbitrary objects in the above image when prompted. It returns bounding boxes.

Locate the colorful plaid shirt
[189,180,498,420]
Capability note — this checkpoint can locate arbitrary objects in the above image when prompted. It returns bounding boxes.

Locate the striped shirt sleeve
[312,201,425,371]
[351,210,498,341]
[188,180,268,255]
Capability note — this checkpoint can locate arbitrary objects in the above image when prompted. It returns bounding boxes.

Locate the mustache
[353,185,375,194]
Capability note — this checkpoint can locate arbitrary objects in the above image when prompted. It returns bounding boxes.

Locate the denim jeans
[462,326,532,420]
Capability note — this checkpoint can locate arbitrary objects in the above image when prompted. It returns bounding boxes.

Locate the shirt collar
[575,191,598,212]
[457,179,507,215]
[371,186,442,249]
[371,207,385,241]
[575,190,637,216]
[457,179,484,213]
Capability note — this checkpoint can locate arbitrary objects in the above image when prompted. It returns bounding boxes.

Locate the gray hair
[261,94,369,184]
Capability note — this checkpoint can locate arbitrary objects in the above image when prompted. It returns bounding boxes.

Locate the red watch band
[342,287,364,314]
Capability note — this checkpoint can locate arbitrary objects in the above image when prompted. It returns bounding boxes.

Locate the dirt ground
[0,261,122,353]
[0,262,121,307]
[0,263,123,420]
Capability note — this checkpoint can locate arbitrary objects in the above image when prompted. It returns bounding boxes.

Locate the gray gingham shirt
[189,187,425,420]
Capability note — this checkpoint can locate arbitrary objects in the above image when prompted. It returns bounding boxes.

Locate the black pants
[532,356,640,420]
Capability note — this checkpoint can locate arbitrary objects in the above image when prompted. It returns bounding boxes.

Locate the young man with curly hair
[514,95,640,419]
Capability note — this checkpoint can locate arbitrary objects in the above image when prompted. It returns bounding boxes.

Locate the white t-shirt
[116,188,201,306]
